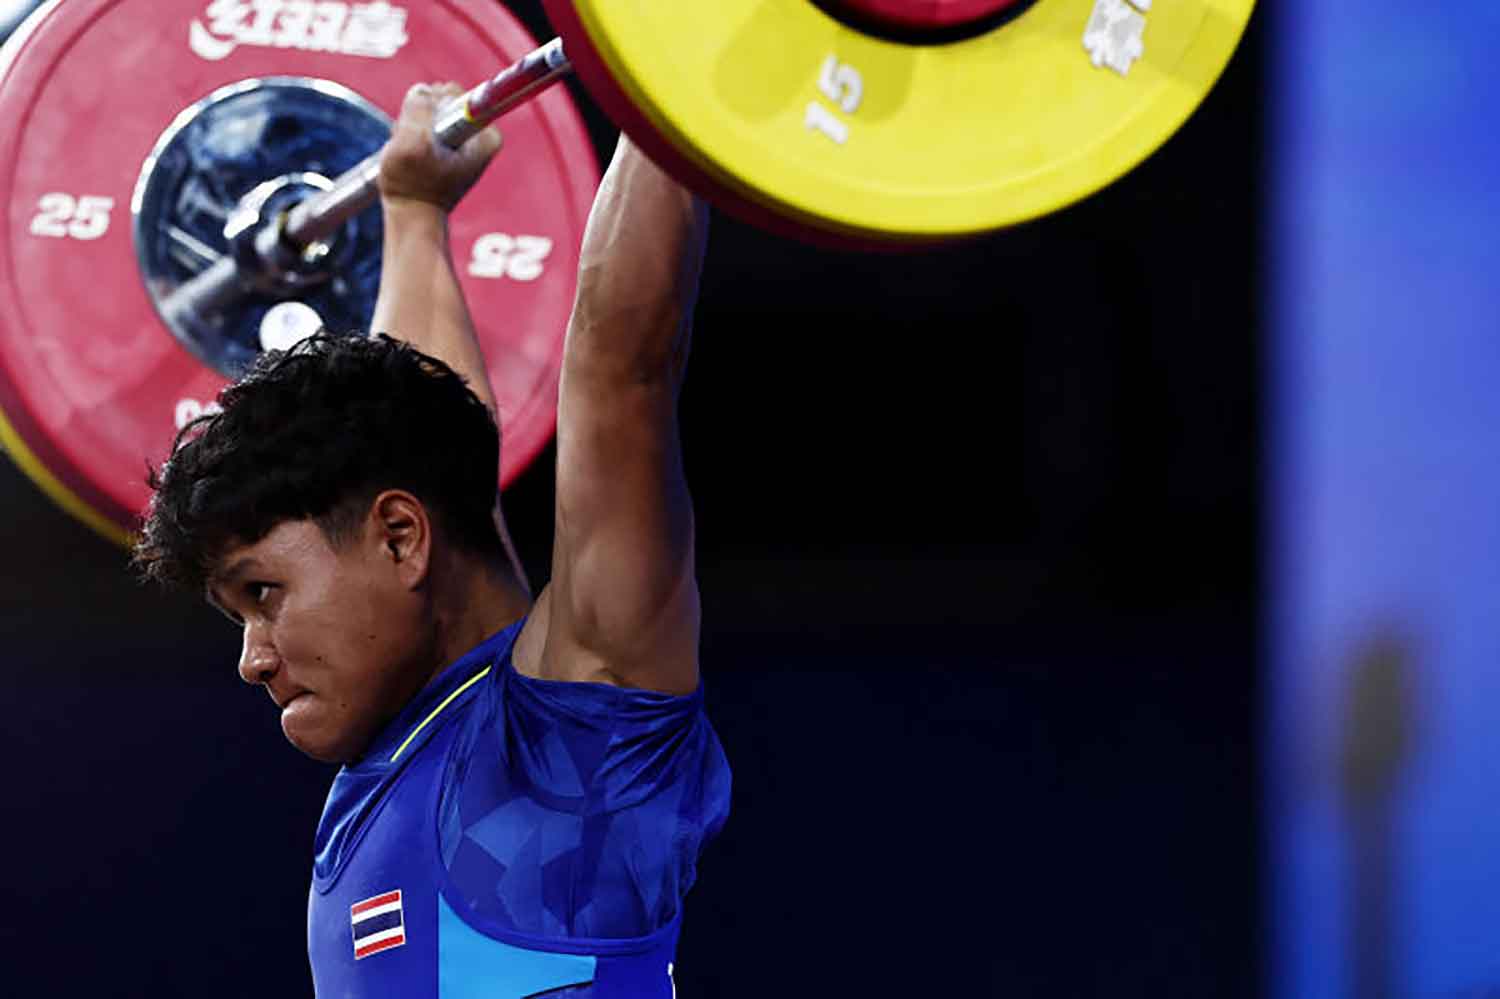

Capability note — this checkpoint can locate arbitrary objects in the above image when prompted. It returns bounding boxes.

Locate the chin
[283,727,338,763]
[283,712,365,764]
[288,736,350,764]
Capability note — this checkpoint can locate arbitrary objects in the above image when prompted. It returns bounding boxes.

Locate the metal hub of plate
[0,0,600,545]
[134,78,391,377]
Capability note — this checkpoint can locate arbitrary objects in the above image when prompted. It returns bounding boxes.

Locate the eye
[245,582,277,606]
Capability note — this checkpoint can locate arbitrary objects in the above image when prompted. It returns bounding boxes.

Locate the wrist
[379,196,451,233]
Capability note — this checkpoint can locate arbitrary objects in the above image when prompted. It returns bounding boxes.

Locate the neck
[421,553,532,688]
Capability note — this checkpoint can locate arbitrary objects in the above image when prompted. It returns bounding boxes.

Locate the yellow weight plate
[562,0,1255,241]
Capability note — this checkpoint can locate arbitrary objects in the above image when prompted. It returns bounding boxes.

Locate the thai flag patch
[350,889,405,960]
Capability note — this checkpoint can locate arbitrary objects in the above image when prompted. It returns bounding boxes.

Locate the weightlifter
[133,82,730,996]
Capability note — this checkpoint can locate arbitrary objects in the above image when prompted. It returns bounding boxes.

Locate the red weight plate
[0,0,598,542]
[820,0,1023,34]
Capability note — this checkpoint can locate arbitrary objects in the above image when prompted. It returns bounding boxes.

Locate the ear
[367,490,432,589]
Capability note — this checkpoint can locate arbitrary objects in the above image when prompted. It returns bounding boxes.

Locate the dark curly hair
[134,332,504,590]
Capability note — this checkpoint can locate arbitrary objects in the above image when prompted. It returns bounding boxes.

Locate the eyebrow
[211,555,264,588]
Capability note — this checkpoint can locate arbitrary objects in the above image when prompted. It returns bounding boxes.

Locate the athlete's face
[206,505,434,763]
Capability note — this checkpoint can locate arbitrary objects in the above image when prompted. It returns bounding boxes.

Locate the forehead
[210,519,335,582]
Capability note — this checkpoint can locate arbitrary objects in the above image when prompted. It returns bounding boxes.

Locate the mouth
[271,689,310,711]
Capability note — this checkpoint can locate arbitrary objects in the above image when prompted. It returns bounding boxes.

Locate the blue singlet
[306,618,731,997]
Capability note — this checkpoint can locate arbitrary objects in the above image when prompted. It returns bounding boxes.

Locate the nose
[237,619,280,685]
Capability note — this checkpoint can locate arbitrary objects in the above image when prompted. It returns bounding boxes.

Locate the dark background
[1,1,1264,994]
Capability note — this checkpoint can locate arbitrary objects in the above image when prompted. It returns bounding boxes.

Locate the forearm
[371,198,496,414]
[568,137,709,389]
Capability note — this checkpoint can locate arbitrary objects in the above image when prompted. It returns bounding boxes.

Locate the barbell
[0,0,1255,546]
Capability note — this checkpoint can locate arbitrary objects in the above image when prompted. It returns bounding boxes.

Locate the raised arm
[373,84,500,408]
[514,136,709,695]
[373,83,527,589]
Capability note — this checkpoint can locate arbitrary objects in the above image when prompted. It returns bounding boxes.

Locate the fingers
[398,81,501,154]
[398,81,463,136]
[399,82,437,129]
[383,80,504,211]
[472,124,504,160]
[402,82,464,116]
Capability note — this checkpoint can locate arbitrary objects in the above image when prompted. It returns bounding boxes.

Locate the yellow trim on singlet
[389,665,491,763]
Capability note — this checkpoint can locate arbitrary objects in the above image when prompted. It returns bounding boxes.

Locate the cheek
[295,579,386,654]
[358,582,428,658]
[312,595,423,697]
[284,573,425,691]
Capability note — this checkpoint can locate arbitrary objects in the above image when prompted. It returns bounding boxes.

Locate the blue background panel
[1270,2,1500,996]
